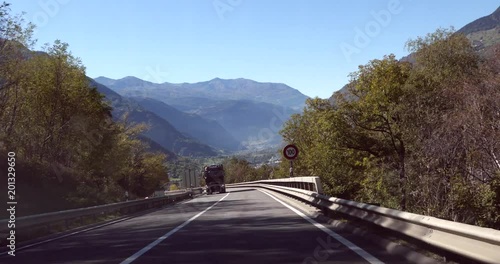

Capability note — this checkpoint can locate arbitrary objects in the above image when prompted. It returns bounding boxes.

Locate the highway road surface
[0,187,428,264]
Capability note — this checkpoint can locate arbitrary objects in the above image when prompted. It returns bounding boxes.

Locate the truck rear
[203,164,226,194]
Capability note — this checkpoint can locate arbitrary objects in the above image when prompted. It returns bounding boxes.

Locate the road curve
[1,188,416,264]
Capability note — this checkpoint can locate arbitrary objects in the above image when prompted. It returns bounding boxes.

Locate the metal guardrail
[228,176,323,193]
[0,188,202,235]
[229,179,500,264]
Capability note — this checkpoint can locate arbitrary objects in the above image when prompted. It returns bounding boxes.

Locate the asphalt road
[0,188,417,264]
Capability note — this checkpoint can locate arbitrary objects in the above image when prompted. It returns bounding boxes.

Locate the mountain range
[89,79,217,157]
[94,7,500,157]
[94,77,308,111]
[94,77,306,153]
[131,97,242,152]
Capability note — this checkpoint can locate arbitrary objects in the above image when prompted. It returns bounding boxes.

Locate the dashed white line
[258,189,385,264]
[120,193,230,264]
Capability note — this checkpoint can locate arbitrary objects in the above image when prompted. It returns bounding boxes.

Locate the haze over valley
[93,76,307,155]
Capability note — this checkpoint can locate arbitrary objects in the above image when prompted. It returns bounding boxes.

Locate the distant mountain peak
[457,6,500,35]
[208,77,249,83]
[209,77,223,84]
[494,6,500,19]
[95,76,309,110]
[95,76,114,80]
[331,5,500,105]
[120,76,152,83]
[122,76,143,81]
[117,76,157,87]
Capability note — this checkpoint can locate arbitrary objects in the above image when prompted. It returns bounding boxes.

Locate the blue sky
[10,1,499,98]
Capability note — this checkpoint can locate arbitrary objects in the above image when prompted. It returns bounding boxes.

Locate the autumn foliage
[0,3,168,215]
[279,28,500,228]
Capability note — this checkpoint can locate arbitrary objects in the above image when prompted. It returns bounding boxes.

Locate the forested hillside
[132,97,242,152]
[91,80,217,157]
[276,28,500,228]
[0,3,169,216]
[95,77,304,150]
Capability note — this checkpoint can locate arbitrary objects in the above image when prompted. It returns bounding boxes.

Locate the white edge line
[258,189,385,264]
[120,193,230,264]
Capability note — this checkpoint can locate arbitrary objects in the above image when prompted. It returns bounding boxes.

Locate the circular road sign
[283,144,299,160]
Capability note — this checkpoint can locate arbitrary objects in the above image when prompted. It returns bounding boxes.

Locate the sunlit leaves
[279,28,500,227]
[0,5,169,208]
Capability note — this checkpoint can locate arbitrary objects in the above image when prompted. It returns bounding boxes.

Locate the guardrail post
[312,177,323,194]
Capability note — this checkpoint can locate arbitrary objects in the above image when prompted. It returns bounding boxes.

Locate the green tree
[335,54,412,209]
[280,98,367,199]
[0,2,35,132]
[0,4,171,209]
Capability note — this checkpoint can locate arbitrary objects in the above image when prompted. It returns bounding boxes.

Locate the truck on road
[203,164,226,195]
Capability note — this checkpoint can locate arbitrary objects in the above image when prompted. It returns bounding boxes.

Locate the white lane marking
[0,212,141,256]
[120,193,230,264]
[0,197,202,256]
[259,189,385,264]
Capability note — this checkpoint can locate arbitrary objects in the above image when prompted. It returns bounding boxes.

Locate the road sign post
[283,144,299,177]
